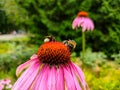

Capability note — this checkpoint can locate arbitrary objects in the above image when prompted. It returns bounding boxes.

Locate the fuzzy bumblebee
[44,36,56,42]
[63,40,76,52]
[44,36,76,52]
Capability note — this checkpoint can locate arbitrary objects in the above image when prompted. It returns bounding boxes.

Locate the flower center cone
[77,11,88,17]
[37,42,71,65]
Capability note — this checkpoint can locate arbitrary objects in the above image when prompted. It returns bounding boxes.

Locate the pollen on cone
[37,42,71,65]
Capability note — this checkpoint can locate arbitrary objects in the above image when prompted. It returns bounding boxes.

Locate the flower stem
[82,31,85,67]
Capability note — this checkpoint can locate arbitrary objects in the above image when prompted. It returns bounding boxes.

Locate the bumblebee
[44,36,76,52]
[63,40,76,52]
[44,36,56,42]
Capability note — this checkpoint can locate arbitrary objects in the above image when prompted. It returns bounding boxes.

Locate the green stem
[82,31,85,67]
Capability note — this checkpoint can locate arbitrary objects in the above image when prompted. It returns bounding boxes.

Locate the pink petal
[63,65,76,90]
[84,18,94,31]
[70,62,87,90]
[88,18,94,30]
[81,23,87,32]
[33,65,49,90]
[56,65,64,90]
[81,18,88,32]
[0,84,4,90]
[72,17,82,30]
[47,66,57,90]
[12,61,40,90]
[68,64,82,90]
[77,18,84,28]
[84,18,91,31]
[72,17,78,29]
[80,17,94,32]
[16,54,39,76]
[30,54,38,59]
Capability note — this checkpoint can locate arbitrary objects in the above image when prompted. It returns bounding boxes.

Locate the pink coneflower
[72,11,94,32]
[0,79,12,90]
[0,79,11,85]
[12,36,88,90]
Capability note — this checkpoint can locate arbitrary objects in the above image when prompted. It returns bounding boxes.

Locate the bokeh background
[0,0,120,90]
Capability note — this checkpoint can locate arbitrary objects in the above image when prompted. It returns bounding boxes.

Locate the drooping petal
[81,18,94,32]
[72,17,78,29]
[16,54,39,76]
[88,18,94,30]
[47,66,57,90]
[27,65,58,90]
[32,64,49,90]
[70,62,87,90]
[83,18,94,31]
[84,18,91,31]
[63,65,76,90]
[72,17,81,30]
[81,18,88,32]
[12,60,40,90]
[67,63,82,90]
[56,65,64,90]
[77,18,84,28]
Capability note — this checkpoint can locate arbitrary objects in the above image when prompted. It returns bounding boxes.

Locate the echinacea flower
[0,79,11,85]
[0,79,12,90]
[72,11,94,32]
[12,36,88,90]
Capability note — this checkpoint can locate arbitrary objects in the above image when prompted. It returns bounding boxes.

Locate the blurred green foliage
[80,48,107,67]
[111,51,120,65]
[0,41,38,72]
[0,37,38,83]
[0,0,120,57]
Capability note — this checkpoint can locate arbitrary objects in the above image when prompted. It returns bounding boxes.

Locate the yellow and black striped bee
[63,40,76,52]
[44,36,76,52]
[44,36,56,42]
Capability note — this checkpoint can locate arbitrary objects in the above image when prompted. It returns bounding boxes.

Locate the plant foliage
[0,0,120,57]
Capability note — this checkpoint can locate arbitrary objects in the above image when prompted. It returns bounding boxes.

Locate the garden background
[0,0,120,90]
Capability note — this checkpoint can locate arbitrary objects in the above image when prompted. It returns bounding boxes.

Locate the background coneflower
[0,79,12,90]
[72,11,94,67]
[12,36,88,90]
